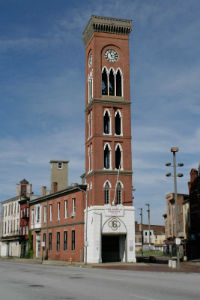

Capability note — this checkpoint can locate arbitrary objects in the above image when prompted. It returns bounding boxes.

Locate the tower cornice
[83,15,132,45]
[85,98,131,112]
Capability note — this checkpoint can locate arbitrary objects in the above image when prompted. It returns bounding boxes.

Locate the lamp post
[165,147,184,269]
[139,208,143,256]
[145,203,151,250]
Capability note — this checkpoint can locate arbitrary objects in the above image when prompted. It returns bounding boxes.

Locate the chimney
[52,182,58,193]
[190,169,198,183]
[42,186,47,197]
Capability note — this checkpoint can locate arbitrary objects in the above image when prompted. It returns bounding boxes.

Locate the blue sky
[0,0,200,225]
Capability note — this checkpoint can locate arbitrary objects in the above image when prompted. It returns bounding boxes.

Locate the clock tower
[83,16,135,263]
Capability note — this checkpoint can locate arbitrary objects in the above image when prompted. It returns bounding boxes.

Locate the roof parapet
[83,15,132,45]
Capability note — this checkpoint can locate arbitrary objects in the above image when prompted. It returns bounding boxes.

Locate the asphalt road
[0,260,200,300]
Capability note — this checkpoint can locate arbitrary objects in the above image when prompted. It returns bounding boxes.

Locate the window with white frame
[31,209,34,225]
[104,181,111,204]
[102,67,122,97]
[104,143,111,169]
[49,204,52,221]
[72,198,76,216]
[115,110,122,135]
[65,200,68,218]
[36,205,40,223]
[116,182,122,204]
[115,144,122,169]
[88,146,91,172]
[57,202,60,220]
[44,206,47,223]
[103,110,111,134]
[88,71,93,102]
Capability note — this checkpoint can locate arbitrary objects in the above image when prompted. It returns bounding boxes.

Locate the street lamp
[165,147,184,268]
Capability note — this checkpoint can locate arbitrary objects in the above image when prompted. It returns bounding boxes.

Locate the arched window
[104,181,111,204]
[104,144,111,169]
[104,110,110,134]
[88,72,93,102]
[115,144,122,169]
[109,69,115,96]
[115,111,121,135]
[88,146,91,172]
[116,182,122,204]
[116,70,122,96]
[102,68,108,95]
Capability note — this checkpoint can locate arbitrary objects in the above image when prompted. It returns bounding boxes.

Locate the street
[0,260,200,300]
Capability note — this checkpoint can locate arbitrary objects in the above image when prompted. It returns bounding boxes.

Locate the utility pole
[139,208,143,256]
[145,203,150,250]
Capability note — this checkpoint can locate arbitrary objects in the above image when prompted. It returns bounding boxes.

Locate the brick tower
[83,16,135,263]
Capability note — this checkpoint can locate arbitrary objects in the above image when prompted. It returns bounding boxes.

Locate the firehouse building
[29,15,136,263]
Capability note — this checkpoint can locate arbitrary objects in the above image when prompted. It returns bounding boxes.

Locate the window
[115,110,121,135]
[57,202,60,220]
[104,144,111,169]
[109,69,115,96]
[49,233,52,251]
[21,209,23,218]
[57,232,60,251]
[102,67,123,97]
[31,209,34,224]
[72,198,76,216]
[116,70,122,96]
[104,110,110,134]
[64,231,68,250]
[65,200,68,218]
[44,206,47,223]
[58,162,63,169]
[102,68,108,95]
[116,182,122,204]
[26,226,28,235]
[36,206,40,223]
[115,144,122,169]
[43,233,46,250]
[88,146,91,172]
[104,181,110,204]
[72,230,75,250]
[88,71,93,102]
[88,114,91,138]
[49,204,52,221]
[27,207,29,217]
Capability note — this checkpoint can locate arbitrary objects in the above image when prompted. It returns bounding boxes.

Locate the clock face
[88,54,93,67]
[104,49,119,62]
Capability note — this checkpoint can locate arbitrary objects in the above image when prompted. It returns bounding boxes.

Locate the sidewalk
[1,257,200,273]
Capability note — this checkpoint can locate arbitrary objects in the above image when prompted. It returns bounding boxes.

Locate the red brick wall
[31,190,85,261]
[85,30,133,208]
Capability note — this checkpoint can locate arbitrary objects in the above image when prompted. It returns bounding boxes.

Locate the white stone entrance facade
[85,205,136,263]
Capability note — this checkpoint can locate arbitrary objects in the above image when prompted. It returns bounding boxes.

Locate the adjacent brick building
[188,166,200,258]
